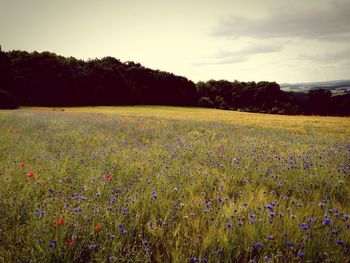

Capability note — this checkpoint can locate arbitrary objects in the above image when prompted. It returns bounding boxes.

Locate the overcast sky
[0,0,349,83]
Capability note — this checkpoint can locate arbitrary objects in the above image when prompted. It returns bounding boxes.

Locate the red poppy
[95,225,102,232]
[27,172,35,178]
[55,219,64,225]
[20,162,25,168]
[103,175,112,180]
[66,239,74,246]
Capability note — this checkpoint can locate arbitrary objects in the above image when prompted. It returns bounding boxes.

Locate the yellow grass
[23,105,350,139]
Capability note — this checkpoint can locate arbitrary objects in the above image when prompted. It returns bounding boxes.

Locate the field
[0,106,349,262]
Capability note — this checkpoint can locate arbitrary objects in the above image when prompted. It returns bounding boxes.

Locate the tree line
[196,80,350,115]
[0,47,349,116]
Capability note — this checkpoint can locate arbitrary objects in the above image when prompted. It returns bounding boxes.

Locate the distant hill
[280,80,350,95]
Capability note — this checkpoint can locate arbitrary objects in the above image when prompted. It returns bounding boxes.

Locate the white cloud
[212,1,350,39]
[194,42,284,65]
[299,48,350,63]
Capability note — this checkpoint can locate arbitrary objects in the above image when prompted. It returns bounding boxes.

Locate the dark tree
[0,89,18,109]
[305,89,333,115]
[0,47,348,115]
[1,49,197,107]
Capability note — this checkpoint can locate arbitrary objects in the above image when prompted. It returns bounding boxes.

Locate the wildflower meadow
[0,106,349,262]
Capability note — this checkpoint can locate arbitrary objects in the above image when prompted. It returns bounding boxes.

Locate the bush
[198,96,214,108]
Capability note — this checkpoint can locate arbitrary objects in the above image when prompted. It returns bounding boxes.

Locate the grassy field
[0,106,349,262]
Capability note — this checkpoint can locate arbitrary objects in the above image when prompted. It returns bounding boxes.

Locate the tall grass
[0,106,349,262]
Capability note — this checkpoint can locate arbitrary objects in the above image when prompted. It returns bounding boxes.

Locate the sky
[0,0,349,83]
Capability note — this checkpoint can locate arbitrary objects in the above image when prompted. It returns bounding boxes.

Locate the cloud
[193,42,283,66]
[212,1,350,39]
[299,48,350,63]
[215,44,283,59]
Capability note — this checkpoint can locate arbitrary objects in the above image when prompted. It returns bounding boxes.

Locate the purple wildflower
[286,241,293,247]
[297,250,305,258]
[49,240,57,248]
[252,242,263,249]
[300,223,310,230]
[268,212,275,217]
[322,219,333,226]
[336,239,345,246]
[342,214,350,221]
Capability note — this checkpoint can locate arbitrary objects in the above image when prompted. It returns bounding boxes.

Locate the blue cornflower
[297,250,304,258]
[307,216,316,222]
[303,163,311,169]
[205,200,212,207]
[300,223,310,230]
[118,223,127,234]
[336,239,345,246]
[35,210,45,218]
[49,240,57,248]
[122,207,128,215]
[252,242,263,249]
[342,214,350,221]
[331,229,340,235]
[301,189,308,194]
[72,207,82,212]
[266,204,274,211]
[248,214,256,223]
[322,219,333,226]
[190,257,199,262]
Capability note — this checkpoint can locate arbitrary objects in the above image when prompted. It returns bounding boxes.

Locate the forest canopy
[0,47,349,115]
